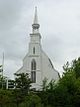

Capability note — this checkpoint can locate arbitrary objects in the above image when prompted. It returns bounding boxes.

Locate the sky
[0,0,80,79]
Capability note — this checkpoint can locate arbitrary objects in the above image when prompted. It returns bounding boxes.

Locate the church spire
[32,7,40,33]
[34,6,38,24]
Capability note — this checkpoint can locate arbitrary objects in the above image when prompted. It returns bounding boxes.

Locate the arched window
[31,59,36,70]
[31,59,36,83]
[33,47,35,54]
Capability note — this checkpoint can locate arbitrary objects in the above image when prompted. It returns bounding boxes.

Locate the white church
[16,7,60,90]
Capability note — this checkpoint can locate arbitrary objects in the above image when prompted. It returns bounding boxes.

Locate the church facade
[16,7,59,90]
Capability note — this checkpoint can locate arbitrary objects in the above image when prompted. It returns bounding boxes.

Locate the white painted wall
[16,33,59,90]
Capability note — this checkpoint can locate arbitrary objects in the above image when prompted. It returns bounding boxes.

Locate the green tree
[13,73,32,107]
[38,78,56,107]
[0,75,7,89]
[54,58,80,107]
[0,89,12,107]
[15,73,32,95]
[39,58,80,107]
[24,93,42,107]
[71,57,80,78]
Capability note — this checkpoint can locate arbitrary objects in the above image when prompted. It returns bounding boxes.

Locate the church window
[31,59,36,70]
[31,59,36,83]
[33,47,35,54]
[31,71,36,83]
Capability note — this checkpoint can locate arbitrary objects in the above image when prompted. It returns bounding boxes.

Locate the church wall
[41,51,59,82]
[22,53,42,86]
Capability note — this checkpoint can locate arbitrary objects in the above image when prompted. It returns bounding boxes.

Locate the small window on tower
[33,47,35,54]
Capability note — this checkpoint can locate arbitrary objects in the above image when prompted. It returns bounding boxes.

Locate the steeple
[32,7,40,33]
[34,7,38,24]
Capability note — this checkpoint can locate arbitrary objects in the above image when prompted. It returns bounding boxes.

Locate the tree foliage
[0,58,80,107]
[15,73,32,94]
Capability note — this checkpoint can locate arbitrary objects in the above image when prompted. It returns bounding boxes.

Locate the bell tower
[29,7,41,55]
